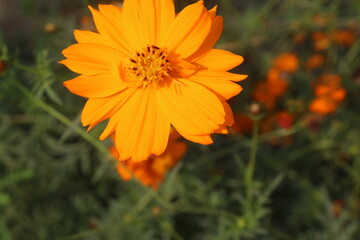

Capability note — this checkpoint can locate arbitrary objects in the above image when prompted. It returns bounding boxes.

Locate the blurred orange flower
[310,74,346,115]
[252,81,278,110]
[0,60,6,73]
[312,31,330,51]
[332,30,356,47]
[312,29,356,51]
[312,14,331,27]
[273,53,299,73]
[232,113,254,134]
[110,130,187,189]
[61,0,246,162]
[306,54,325,70]
[253,68,291,110]
[266,69,289,96]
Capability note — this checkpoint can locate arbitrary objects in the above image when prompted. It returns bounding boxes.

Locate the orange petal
[191,69,247,82]
[153,0,176,44]
[123,0,175,46]
[161,1,211,58]
[177,130,213,145]
[63,73,127,98]
[60,59,108,75]
[74,30,116,47]
[188,75,243,100]
[61,43,120,74]
[114,88,171,162]
[188,13,223,59]
[193,49,244,71]
[81,88,136,128]
[156,79,226,136]
[89,5,130,54]
[121,0,144,50]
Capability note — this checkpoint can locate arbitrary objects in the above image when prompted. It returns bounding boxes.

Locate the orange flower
[266,69,289,96]
[60,0,246,161]
[110,130,187,189]
[252,69,289,110]
[312,31,330,51]
[232,113,254,134]
[252,81,277,110]
[310,74,346,115]
[309,98,338,115]
[332,30,356,47]
[312,14,330,27]
[0,60,6,73]
[306,54,325,70]
[273,53,299,73]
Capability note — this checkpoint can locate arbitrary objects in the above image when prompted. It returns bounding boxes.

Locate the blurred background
[1,0,360,239]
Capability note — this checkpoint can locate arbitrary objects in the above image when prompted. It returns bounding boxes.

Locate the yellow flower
[60,0,246,161]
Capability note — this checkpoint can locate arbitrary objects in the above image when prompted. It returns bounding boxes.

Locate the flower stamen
[127,45,172,88]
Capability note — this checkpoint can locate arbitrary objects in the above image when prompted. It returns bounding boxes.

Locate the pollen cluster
[127,45,172,87]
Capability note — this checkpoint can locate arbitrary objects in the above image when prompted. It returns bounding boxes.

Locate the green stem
[244,117,260,219]
[13,80,109,157]
[12,61,38,75]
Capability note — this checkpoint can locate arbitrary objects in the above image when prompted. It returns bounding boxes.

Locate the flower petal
[191,70,248,82]
[187,11,223,59]
[121,0,143,50]
[63,73,127,98]
[188,73,243,100]
[193,49,244,71]
[156,79,226,136]
[177,130,213,145]
[114,88,171,161]
[81,88,136,129]
[74,29,115,47]
[61,43,119,75]
[161,1,211,58]
[59,59,107,75]
[89,5,130,54]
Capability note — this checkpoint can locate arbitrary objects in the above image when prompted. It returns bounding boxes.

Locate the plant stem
[244,116,260,220]
[13,80,109,157]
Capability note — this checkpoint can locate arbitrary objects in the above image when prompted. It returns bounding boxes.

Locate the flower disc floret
[128,45,172,88]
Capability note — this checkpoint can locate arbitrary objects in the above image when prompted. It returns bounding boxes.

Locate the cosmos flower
[110,130,187,189]
[309,74,346,115]
[60,0,246,162]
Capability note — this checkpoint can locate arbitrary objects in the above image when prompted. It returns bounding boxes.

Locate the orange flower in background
[232,113,254,134]
[252,81,277,110]
[312,31,330,51]
[332,30,356,47]
[252,52,297,111]
[266,69,289,96]
[273,53,299,73]
[306,54,325,70]
[312,30,356,51]
[310,74,346,115]
[110,130,187,189]
[312,14,331,27]
[60,0,246,161]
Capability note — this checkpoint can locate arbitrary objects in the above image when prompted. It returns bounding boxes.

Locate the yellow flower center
[127,45,171,88]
